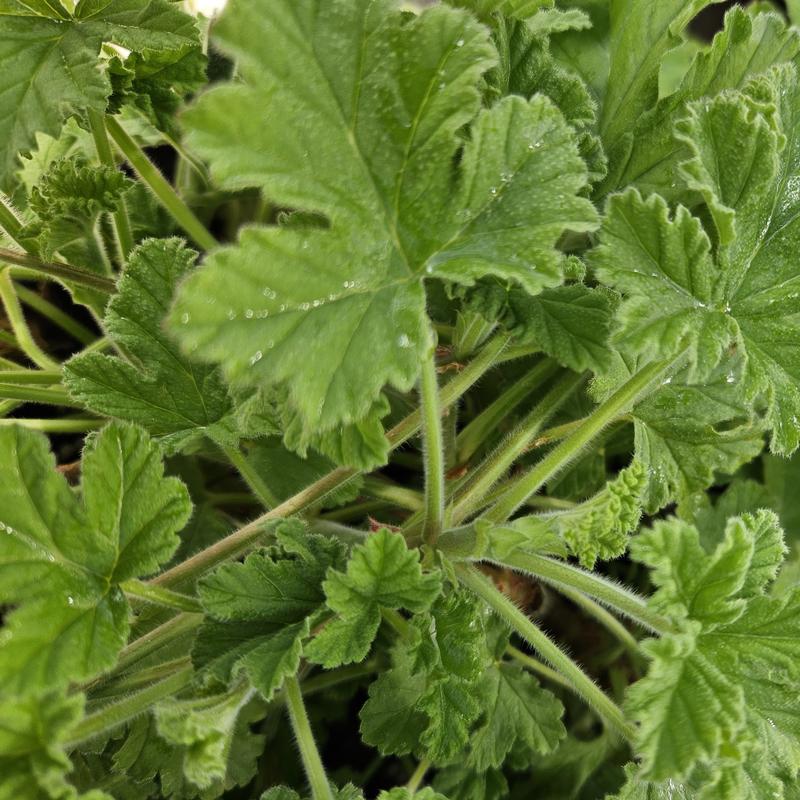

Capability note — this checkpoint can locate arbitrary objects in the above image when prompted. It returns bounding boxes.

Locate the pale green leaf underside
[173,0,596,433]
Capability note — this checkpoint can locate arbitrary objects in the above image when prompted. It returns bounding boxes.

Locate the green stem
[484,355,682,523]
[362,476,423,511]
[88,109,135,261]
[0,382,79,407]
[153,466,359,589]
[154,337,511,589]
[90,657,192,699]
[300,661,378,699]
[456,359,559,464]
[221,443,280,509]
[121,578,203,613]
[457,564,635,741]
[385,334,509,448]
[451,370,585,525]
[0,368,62,384]
[477,550,674,636]
[420,342,446,546]
[0,269,59,369]
[0,249,116,293]
[13,282,97,344]
[0,417,103,433]
[65,666,193,749]
[113,613,203,675]
[0,330,20,351]
[506,645,572,690]
[558,585,643,659]
[0,194,24,248]
[406,759,431,793]
[106,115,218,252]
[284,675,334,800]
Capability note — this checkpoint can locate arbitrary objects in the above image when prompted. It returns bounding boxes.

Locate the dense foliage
[1,0,800,798]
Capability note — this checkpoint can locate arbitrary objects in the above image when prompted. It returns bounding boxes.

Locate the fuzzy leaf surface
[0,422,191,695]
[173,0,597,437]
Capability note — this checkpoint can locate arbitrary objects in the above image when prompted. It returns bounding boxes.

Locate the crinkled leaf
[65,239,237,452]
[0,422,190,694]
[468,663,565,771]
[173,0,597,437]
[487,462,644,568]
[155,687,256,791]
[0,0,201,190]
[0,692,112,800]
[597,68,800,454]
[21,155,132,260]
[307,530,441,668]
[607,7,800,198]
[627,513,800,782]
[599,0,726,161]
[196,523,344,697]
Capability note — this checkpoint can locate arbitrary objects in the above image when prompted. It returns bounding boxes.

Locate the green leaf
[628,513,800,782]
[607,7,800,198]
[196,522,344,697]
[468,662,565,771]
[591,189,737,381]
[598,68,800,455]
[0,692,87,800]
[154,685,257,791]
[307,530,442,668]
[465,280,616,374]
[630,363,765,513]
[361,591,490,764]
[21,154,132,259]
[173,0,597,437]
[487,16,605,182]
[487,462,645,568]
[0,422,191,695]
[359,654,428,758]
[0,0,201,190]
[65,239,237,452]
[599,0,725,157]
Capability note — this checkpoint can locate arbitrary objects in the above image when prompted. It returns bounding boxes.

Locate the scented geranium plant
[1,0,800,797]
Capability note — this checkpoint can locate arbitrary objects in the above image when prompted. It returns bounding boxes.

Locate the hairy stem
[558,584,643,660]
[0,368,62,384]
[0,250,116,293]
[484,355,681,523]
[153,335,511,589]
[0,382,78,407]
[0,269,59,369]
[506,645,572,690]
[14,282,97,345]
[458,564,635,741]
[420,341,446,546]
[221,443,280,509]
[88,108,135,261]
[106,115,218,252]
[66,666,193,749]
[479,550,674,636]
[285,674,334,800]
[451,370,585,525]
[406,759,431,793]
[121,579,203,613]
[456,358,559,464]
[113,613,204,675]
[0,417,103,433]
